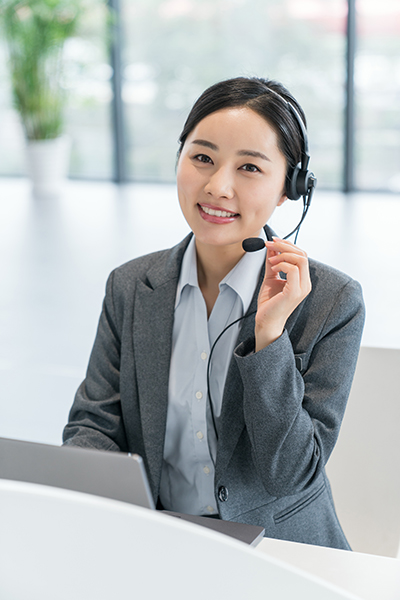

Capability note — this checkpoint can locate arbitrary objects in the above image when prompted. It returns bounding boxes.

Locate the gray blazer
[63,228,365,549]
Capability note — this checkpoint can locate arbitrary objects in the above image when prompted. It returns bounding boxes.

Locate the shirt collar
[175,230,266,313]
[219,229,266,315]
[175,235,198,308]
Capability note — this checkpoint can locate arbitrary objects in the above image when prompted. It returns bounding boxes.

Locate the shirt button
[203,466,210,475]
[206,506,214,514]
[201,352,208,361]
[218,486,229,502]
[196,431,204,440]
[195,390,203,400]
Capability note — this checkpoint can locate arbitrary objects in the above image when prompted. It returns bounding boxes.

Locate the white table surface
[1,479,364,600]
[257,537,400,600]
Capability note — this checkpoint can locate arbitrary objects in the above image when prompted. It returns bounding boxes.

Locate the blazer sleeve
[234,277,365,498]
[62,270,128,452]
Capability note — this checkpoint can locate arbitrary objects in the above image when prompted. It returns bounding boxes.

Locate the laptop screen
[0,436,155,509]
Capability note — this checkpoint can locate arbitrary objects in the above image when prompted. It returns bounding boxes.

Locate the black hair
[177,76,307,193]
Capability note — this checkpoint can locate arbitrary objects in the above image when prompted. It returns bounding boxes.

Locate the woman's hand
[255,237,312,352]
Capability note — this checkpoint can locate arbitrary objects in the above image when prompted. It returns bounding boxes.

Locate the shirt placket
[191,286,217,514]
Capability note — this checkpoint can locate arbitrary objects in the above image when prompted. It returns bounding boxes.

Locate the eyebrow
[237,149,271,162]
[191,139,218,151]
[191,139,271,162]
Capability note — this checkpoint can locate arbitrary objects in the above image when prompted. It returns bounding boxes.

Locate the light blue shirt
[159,233,266,516]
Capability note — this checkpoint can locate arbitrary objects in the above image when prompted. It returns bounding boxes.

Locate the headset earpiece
[283,101,316,201]
[286,163,315,201]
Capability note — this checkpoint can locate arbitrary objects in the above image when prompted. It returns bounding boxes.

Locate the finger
[272,236,302,250]
[269,235,305,248]
[270,261,311,294]
[264,245,281,278]
[265,238,307,258]
[270,261,301,283]
[268,252,309,269]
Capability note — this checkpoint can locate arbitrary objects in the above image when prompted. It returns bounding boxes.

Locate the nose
[204,166,234,200]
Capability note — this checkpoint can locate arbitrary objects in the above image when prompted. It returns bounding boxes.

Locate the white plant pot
[25,135,71,198]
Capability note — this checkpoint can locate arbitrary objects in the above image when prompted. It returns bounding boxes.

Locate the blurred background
[1,0,399,191]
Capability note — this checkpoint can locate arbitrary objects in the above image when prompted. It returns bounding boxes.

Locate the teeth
[201,205,237,218]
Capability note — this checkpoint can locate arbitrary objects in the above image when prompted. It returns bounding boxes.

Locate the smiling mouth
[199,205,239,218]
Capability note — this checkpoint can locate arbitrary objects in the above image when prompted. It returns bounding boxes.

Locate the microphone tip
[242,238,265,252]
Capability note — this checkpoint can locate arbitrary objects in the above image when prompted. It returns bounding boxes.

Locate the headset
[285,102,316,202]
[266,90,317,244]
[243,97,316,252]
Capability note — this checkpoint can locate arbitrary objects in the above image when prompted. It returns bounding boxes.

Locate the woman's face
[176,106,287,256]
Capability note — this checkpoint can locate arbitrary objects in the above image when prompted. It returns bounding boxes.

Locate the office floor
[0,176,399,445]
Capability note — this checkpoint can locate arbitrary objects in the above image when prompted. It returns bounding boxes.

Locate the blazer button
[218,486,228,502]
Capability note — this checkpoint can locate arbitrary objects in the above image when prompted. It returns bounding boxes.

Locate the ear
[277,193,287,207]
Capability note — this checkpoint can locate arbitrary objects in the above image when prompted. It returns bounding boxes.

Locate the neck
[195,240,244,317]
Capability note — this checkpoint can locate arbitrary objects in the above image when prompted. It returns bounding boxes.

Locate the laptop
[0,436,265,546]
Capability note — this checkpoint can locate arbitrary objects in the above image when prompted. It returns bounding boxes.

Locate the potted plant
[0,0,83,197]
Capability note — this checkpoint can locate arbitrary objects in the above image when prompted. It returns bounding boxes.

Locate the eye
[193,153,213,164]
[241,163,261,173]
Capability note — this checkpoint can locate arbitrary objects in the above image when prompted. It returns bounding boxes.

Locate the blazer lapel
[132,235,191,495]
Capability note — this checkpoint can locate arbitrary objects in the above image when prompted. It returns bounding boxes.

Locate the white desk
[257,537,400,600]
[0,479,361,600]
[1,479,399,600]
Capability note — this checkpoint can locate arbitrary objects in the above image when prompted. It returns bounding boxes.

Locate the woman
[63,77,365,549]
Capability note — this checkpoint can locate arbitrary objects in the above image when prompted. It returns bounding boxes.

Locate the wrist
[255,325,284,352]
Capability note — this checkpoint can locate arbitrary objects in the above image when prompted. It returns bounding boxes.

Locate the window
[1,0,399,192]
[121,0,347,187]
